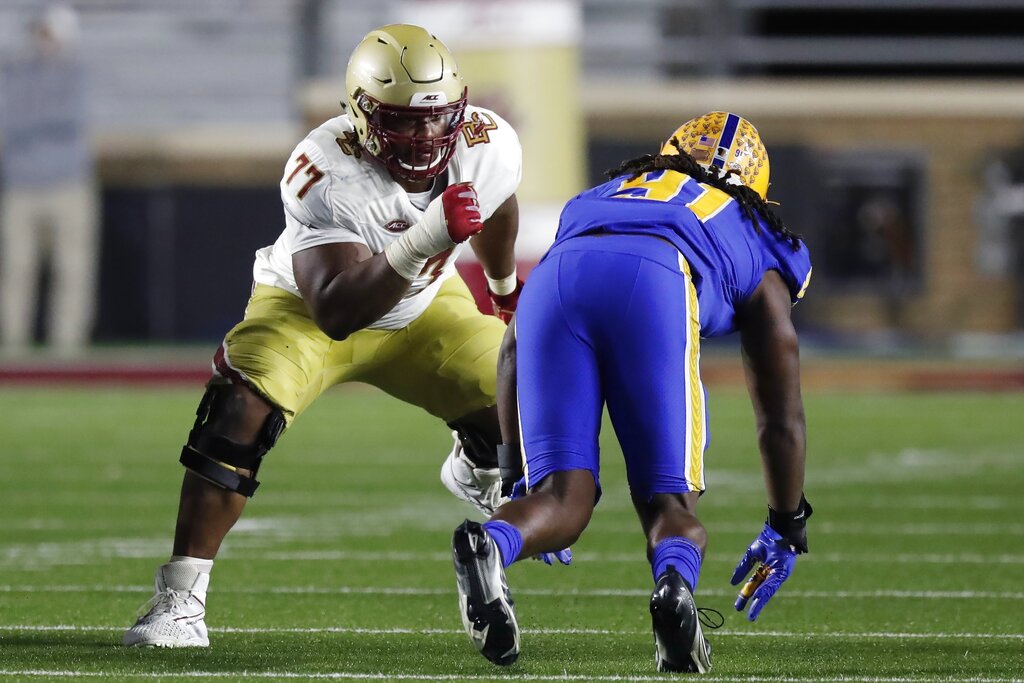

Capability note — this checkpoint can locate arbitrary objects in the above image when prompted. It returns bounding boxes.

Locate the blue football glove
[730,523,797,621]
[509,476,528,500]
[536,547,574,565]
[509,476,573,566]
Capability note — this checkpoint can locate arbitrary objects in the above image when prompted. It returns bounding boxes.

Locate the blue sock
[482,520,523,569]
[651,537,702,592]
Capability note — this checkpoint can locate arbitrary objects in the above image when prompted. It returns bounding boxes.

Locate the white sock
[169,555,214,574]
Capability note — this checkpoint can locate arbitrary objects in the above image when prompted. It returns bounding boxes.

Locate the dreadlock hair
[605,142,803,250]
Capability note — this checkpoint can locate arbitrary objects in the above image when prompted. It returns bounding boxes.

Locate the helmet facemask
[356,87,467,182]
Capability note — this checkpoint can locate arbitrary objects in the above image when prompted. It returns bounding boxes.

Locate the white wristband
[384,234,429,281]
[486,270,518,295]
[384,198,454,281]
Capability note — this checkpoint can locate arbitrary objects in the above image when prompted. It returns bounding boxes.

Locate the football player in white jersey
[124,24,525,648]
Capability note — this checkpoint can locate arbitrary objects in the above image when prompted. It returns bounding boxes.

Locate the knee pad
[179,384,286,497]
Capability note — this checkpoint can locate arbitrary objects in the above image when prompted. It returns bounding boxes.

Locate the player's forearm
[756,417,806,514]
[741,326,807,514]
[472,233,516,280]
[309,253,410,340]
[471,194,519,279]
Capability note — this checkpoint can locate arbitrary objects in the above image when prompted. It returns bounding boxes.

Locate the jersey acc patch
[384,219,411,233]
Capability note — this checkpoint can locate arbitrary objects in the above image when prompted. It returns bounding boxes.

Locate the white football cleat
[441,432,506,516]
[123,562,210,648]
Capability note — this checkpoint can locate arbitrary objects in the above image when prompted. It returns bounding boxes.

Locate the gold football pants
[216,276,505,425]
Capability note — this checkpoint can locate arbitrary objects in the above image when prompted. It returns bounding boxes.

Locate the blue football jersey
[549,169,812,336]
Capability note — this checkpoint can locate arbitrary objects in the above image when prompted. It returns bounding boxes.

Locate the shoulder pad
[448,106,523,220]
[281,115,389,230]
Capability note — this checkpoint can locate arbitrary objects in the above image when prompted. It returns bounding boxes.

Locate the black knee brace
[179,384,286,497]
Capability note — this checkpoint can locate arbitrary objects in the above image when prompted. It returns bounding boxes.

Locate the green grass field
[1,385,1022,682]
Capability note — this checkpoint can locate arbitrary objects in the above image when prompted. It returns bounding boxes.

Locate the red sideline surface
[0,364,212,386]
[2,262,1022,391]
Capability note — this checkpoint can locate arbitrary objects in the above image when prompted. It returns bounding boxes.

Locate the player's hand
[730,523,797,621]
[508,477,573,566]
[386,183,483,280]
[439,182,483,243]
[488,279,524,324]
[536,547,573,565]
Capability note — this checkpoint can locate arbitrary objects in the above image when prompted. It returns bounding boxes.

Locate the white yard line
[6,518,1024,535]
[3,624,1023,640]
[0,584,1010,602]
[0,672,1020,683]
[2,584,1023,601]
[255,550,1024,565]
[595,521,1024,536]
[6,545,1024,570]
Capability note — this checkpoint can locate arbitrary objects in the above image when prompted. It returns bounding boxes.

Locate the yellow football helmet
[345,24,467,181]
[661,112,770,200]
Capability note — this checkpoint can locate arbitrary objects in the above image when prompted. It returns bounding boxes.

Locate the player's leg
[451,248,604,665]
[597,239,713,672]
[451,469,594,666]
[487,469,596,558]
[125,286,329,648]
[0,190,43,351]
[366,275,509,515]
[442,406,505,515]
[124,380,283,649]
[446,314,528,514]
[48,181,100,354]
[173,381,282,559]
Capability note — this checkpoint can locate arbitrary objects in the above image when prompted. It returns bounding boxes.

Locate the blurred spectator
[855,193,916,325]
[0,3,98,356]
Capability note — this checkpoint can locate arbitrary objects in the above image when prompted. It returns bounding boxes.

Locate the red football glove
[440,182,483,243]
[488,278,524,324]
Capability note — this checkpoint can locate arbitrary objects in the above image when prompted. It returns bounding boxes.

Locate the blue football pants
[515,233,709,499]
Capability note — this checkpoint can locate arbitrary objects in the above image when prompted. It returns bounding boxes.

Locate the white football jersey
[252,106,522,329]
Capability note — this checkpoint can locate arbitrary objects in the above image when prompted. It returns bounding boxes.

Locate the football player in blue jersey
[450,112,813,672]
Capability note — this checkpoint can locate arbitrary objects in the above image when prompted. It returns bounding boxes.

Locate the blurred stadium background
[1,0,1024,378]
[2,3,1024,680]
